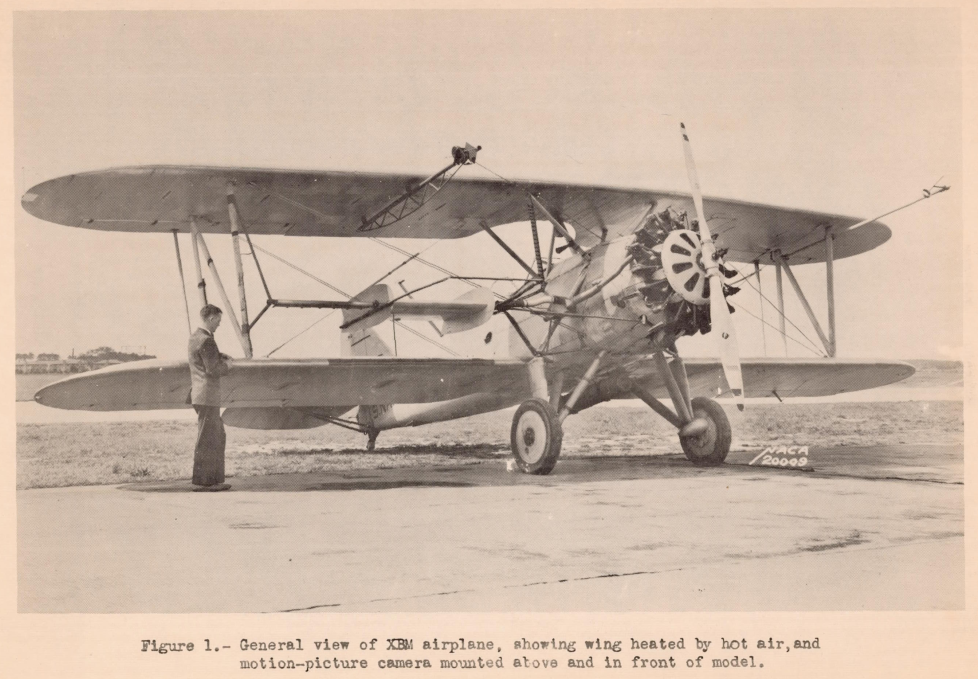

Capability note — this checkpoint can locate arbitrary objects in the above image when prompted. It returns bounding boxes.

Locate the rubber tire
[680,396,732,466]
[510,398,563,475]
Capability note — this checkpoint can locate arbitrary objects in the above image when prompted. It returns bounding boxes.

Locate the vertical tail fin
[342,326,393,357]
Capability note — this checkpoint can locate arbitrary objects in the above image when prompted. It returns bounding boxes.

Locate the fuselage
[360,210,713,432]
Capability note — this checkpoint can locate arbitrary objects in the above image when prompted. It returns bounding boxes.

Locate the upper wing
[34,357,531,411]
[22,165,887,263]
[630,357,915,400]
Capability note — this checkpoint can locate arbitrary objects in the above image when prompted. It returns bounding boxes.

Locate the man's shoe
[192,482,231,492]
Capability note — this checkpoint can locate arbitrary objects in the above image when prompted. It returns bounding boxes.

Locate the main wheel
[510,398,563,475]
[680,396,731,466]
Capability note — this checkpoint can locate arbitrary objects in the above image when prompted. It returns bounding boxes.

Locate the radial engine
[606,207,741,347]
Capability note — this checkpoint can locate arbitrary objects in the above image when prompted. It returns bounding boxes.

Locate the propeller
[680,122,745,411]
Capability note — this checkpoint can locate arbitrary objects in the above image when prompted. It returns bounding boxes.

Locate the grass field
[16,400,962,489]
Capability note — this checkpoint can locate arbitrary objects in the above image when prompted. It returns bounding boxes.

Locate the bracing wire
[265,311,337,357]
[472,160,604,244]
[251,242,350,298]
[250,241,460,358]
[725,262,826,357]
[727,299,825,358]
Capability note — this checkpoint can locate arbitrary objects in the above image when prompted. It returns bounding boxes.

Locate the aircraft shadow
[118,444,961,493]
[268,443,508,459]
[121,454,740,493]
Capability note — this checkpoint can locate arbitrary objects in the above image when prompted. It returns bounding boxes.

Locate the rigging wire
[473,160,515,185]
[725,262,826,357]
[727,299,826,358]
[251,242,350,298]
[368,237,491,291]
[364,194,512,295]
[265,310,337,357]
[391,320,461,357]
[363,212,472,287]
[503,305,609,358]
[243,165,617,358]
[472,160,604,244]
[250,241,461,358]
[368,236,527,302]
[253,161,538,301]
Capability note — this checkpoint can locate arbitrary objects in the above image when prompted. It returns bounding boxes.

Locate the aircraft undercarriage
[510,348,731,475]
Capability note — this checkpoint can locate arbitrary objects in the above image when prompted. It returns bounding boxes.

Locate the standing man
[188,304,232,491]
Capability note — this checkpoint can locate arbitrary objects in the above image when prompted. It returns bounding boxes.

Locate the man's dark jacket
[188,328,230,406]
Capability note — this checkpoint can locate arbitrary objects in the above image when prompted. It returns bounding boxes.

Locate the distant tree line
[76,346,156,362]
[16,346,156,373]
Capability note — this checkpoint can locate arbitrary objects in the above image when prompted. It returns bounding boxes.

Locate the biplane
[22,125,947,474]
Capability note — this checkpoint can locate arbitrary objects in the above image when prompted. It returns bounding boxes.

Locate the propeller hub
[661,229,711,305]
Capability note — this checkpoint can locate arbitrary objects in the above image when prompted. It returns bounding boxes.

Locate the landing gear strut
[510,398,563,475]
[510,352,606,475]
[632,350,732,467]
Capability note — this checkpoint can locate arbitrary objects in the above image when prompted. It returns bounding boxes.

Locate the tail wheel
[510,398,563,475]
[680,396,731,466]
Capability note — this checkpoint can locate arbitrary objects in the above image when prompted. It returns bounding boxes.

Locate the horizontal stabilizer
[424,287,495,335]
[341,284,392,331]
[342,284,495,334]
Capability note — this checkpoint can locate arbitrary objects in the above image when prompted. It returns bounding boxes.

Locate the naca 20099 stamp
[749,446,810,468]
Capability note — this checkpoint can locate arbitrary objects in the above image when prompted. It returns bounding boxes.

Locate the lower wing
[34,356,913,414]
[631,357,915,399]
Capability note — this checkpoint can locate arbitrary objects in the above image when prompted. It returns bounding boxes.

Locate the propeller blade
[680,122,713,243]
[709,275,745,411]
[682,122,744,411]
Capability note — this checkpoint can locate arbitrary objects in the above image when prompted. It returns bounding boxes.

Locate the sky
[13,9,962,363]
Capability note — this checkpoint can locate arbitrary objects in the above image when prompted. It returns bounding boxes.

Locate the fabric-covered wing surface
[22,165,888,264]
[34,357,531,411]
[631,358,915,400]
